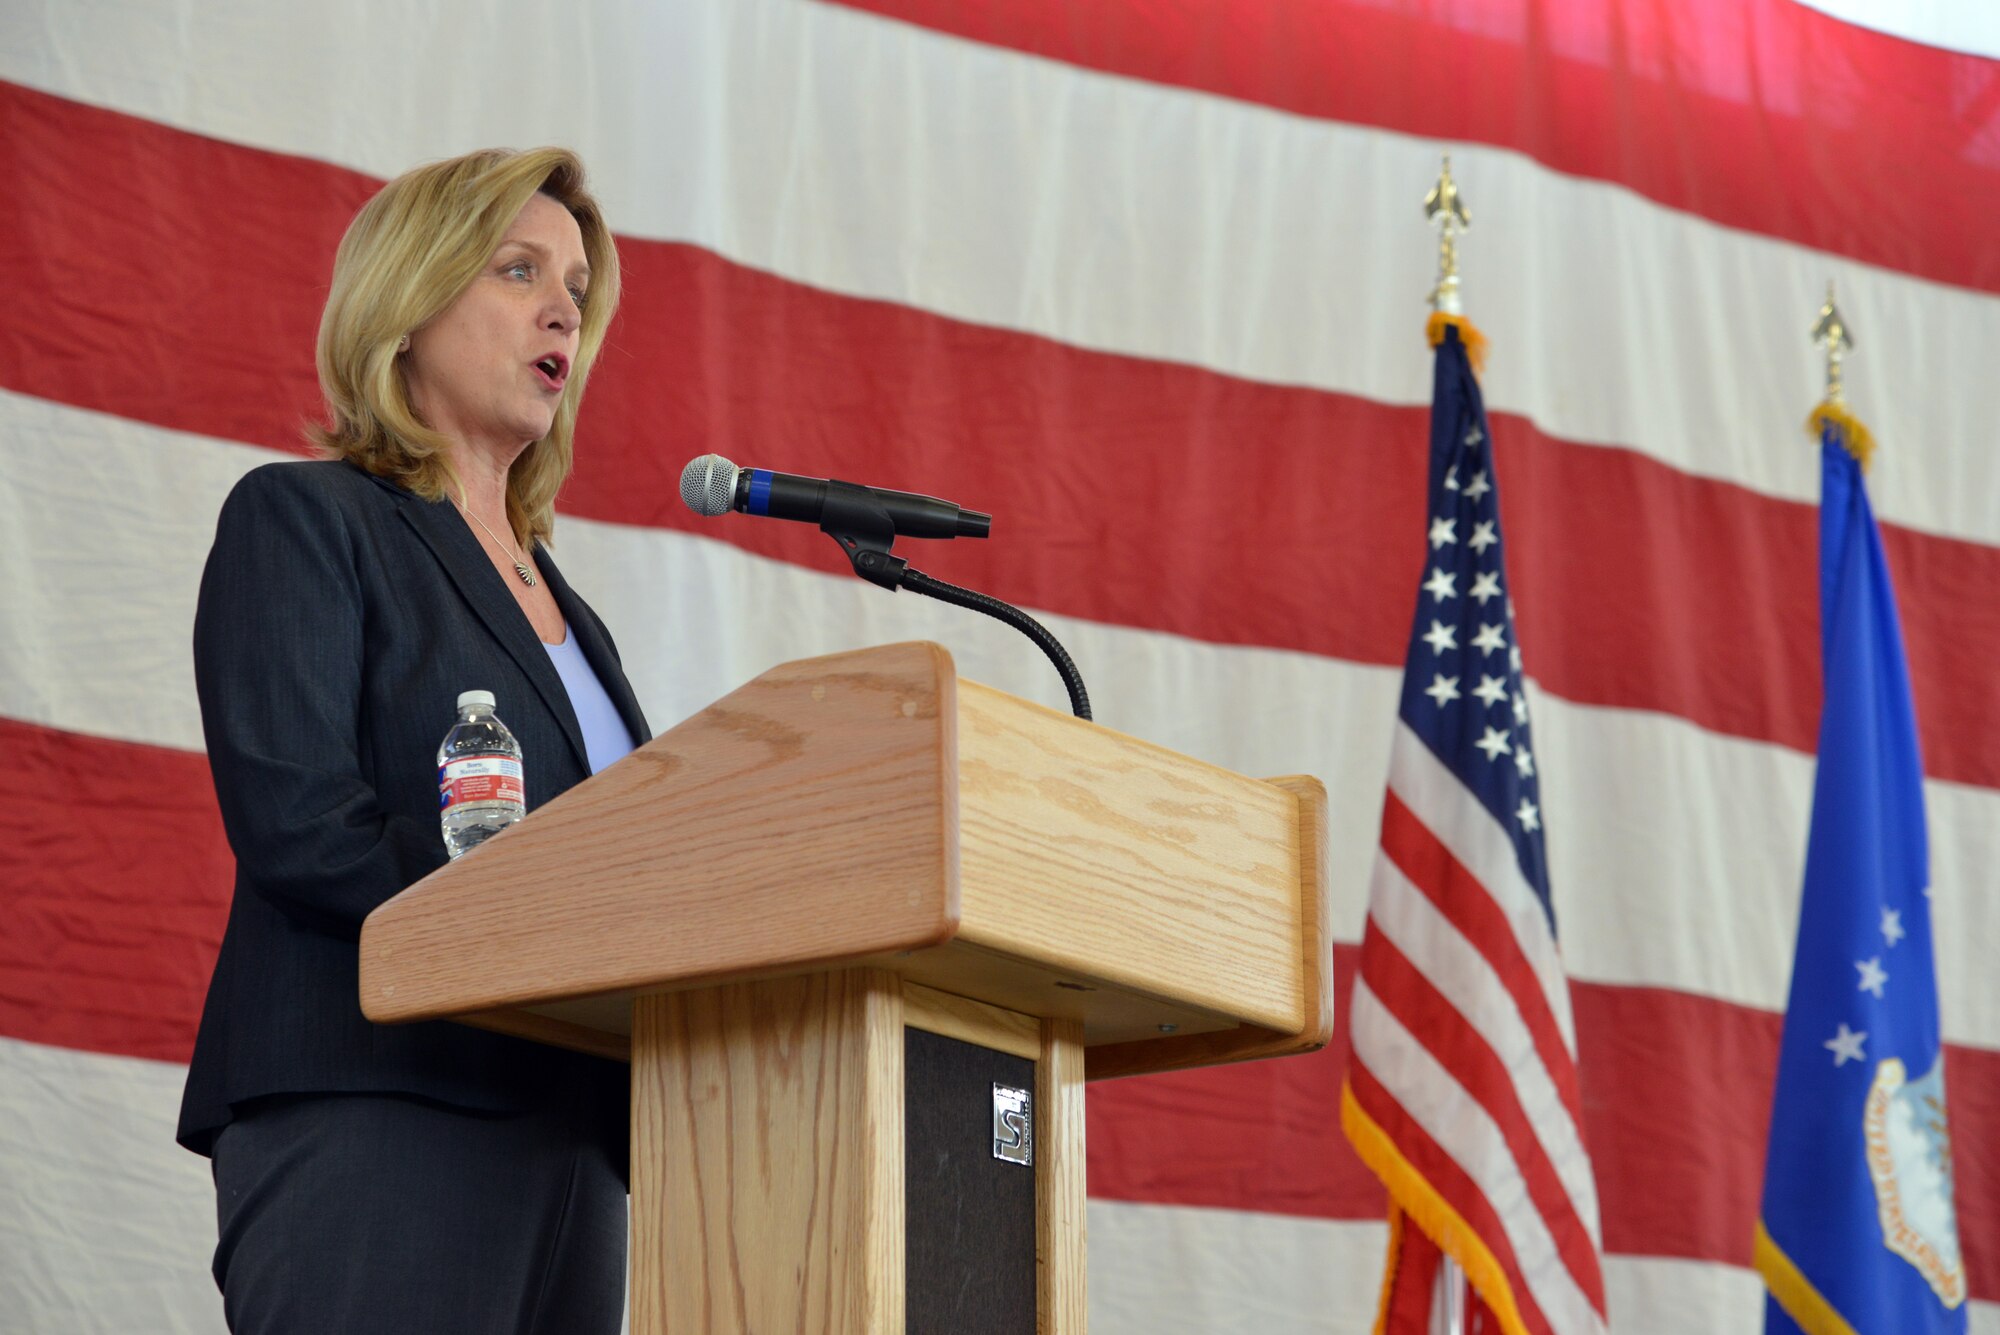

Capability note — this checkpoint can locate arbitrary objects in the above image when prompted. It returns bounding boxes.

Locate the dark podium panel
[906,1028,1038,1334]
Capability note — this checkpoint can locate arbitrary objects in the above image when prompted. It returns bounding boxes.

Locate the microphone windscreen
[679,454,739,517]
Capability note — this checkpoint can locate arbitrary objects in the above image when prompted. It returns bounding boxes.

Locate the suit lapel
[539,548,653,748]
[389,484,593,776]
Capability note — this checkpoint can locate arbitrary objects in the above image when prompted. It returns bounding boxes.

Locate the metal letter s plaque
[992,1083,1033,1166]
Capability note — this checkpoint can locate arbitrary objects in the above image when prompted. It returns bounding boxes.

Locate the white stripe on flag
[1086,1198,1900,1335]
[0,1038,223,1334]
[1366,852,1602,1246]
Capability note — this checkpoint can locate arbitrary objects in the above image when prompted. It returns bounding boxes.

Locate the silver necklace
[458,504,538,587]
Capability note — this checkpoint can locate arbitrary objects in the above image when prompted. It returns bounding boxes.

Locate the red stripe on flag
[0,719,229,1063]
[1381,1209,1449,1332]
[1567,980,1775,1269]
[1346,1058,1560,1335]
[7,81,1999,790]
[1086,948,1390,1221]
[1379,788,1584,1122]
[0,81,371,453]
[1357,926,1606,1312]
[829,0,2000,295]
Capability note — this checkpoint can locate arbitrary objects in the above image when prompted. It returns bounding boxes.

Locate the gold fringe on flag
[1806,399,1876,471]
[1426,311,1488,375]
[1371,1204,1407,1335]
[1341,1084,1533,1335]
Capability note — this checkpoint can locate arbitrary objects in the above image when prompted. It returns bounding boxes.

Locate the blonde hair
[312,147,622,547]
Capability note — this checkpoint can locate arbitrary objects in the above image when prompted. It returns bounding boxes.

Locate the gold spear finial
[1425,154,1471,315]
[1806,281,1875,468]
[1811,281,1854,406]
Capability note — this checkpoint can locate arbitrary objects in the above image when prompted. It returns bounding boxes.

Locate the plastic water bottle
[438,690,526,859]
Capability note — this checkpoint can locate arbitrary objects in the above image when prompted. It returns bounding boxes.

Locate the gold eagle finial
[1425,155,1471,314]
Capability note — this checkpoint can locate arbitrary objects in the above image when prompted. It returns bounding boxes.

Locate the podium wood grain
[362,643,960,1022]
[1037,1017,1087,1334]
[363,643,1329,1071]
[631,970,904,1335]
[1082,772,1332,1079]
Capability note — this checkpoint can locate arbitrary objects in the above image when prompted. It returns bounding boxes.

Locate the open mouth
[532,355,568,390]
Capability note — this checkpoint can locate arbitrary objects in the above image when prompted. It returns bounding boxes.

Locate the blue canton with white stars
[1396,330,1554,929]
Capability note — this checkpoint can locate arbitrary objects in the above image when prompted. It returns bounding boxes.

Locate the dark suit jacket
[177,459,651,1157]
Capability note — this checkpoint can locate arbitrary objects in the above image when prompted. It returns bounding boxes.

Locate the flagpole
[1432,1262,1466,1335]
[1423,152,1470,1335]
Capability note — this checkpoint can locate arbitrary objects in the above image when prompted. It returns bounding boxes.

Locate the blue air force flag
[1756,427,1965,1333]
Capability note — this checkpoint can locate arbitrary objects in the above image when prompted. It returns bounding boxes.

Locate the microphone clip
[819,480,910,591]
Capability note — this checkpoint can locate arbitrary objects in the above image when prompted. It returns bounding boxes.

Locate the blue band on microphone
[746,469,774,516]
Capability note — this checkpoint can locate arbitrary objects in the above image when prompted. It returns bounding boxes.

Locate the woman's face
[404,192,590,460]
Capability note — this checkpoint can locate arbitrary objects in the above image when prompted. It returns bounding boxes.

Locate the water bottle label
[439,756,525,810]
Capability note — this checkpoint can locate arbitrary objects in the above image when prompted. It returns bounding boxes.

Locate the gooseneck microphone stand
[819,482,1092,722]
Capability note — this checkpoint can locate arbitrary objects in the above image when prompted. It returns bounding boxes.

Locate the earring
[397,334,410,353]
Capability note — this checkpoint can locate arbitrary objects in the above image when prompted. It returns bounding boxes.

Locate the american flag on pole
[1342,318,1608,1335]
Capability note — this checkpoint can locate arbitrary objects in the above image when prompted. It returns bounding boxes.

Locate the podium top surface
[360,642,1331,1077]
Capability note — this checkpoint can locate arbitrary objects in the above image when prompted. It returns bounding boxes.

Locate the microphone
[677,455,1090,720]
[679,454,990,540]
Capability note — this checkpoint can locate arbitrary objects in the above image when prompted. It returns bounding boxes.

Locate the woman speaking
[176,148,647,1334]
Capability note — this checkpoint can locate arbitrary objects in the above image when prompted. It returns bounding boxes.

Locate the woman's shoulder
[221,458,409,526]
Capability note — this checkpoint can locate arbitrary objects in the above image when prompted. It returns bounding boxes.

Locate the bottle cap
[456,690,497,711]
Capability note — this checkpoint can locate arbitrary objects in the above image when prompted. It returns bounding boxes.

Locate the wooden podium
[359,642,1332,1334]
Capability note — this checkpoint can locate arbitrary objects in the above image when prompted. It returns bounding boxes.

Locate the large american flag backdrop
[3,2,1999,1331]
